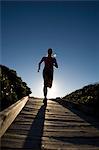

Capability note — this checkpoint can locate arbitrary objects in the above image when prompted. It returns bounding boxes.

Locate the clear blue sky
[1,1,99,98]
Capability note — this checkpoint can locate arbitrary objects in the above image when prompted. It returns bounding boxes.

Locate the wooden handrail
[0,96,29,138]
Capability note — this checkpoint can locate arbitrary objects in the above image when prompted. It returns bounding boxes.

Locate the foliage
[63,83,99,114]
[0,65,31,111]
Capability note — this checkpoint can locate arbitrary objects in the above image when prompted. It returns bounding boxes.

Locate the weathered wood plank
[0,96,29,137]
[1,98,99,149]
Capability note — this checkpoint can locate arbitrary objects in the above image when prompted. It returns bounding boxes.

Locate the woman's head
[48,48,52,55]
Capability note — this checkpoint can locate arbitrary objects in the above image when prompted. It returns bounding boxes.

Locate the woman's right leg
[43,85,47,99]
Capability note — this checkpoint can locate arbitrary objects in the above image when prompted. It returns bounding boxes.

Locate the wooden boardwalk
[1,98,99,150]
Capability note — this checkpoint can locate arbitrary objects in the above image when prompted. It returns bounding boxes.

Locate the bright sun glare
[30,77,60,99]
[47,80,58,98]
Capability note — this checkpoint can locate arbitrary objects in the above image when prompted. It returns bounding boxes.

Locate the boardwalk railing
[0,96,29,138]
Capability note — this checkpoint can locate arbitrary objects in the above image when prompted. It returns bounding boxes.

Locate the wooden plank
[1,98,99,149]
[0,96,29,137]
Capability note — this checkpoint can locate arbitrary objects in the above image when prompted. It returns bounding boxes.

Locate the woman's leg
[43,85,47,99]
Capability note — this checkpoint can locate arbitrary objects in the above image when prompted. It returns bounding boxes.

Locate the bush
[0,65,31,111]
[63,83,99,115]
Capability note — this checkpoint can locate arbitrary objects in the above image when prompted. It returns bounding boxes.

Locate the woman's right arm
[38,57,44,72]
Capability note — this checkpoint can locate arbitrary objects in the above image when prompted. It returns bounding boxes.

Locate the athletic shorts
[43,69,53,88]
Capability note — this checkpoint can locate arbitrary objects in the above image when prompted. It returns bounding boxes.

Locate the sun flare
[30,78,60,99]
[47,80,58,98]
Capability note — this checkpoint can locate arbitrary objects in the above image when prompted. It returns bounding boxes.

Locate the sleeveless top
[42,56,56,71]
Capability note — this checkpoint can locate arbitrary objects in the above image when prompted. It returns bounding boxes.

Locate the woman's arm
[54,58,58,68]
[38,57,44,72]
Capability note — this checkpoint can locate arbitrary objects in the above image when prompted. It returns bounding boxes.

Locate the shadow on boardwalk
[51,98,99,130]
[23,104,46,149]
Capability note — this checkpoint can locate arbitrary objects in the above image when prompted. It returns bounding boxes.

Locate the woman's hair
[48,48,52,55]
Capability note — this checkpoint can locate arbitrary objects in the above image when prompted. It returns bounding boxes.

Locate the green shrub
[63,83,99,113]
[0,65,32,111]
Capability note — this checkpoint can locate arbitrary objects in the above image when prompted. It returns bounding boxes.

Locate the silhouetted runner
[38,48,58,104]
